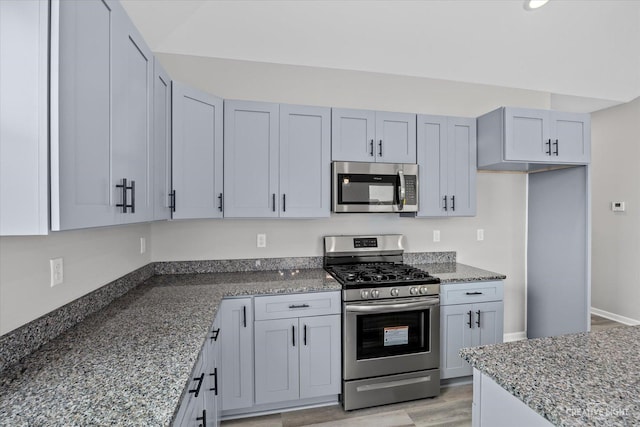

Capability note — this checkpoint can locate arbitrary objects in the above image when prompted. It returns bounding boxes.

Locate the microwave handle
[398,170,406,210]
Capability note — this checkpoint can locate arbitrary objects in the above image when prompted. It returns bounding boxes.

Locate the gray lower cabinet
[224,100,330,218]
[254,293,341,406]
[440,281,504,379]
[219,298,254,412]
[417,115,476,217]
[50,0,154,230]
[171,82,224,219]
[477,107,590,171]
[332,108,417,163]
[0,0,49,235]
[152,58,172,221]
[174,318,221,427]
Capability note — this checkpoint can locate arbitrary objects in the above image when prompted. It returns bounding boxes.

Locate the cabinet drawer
[254,291,341,320]
[440,281,504,305]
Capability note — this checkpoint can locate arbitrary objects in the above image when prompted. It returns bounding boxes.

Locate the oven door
[343,296,439,380]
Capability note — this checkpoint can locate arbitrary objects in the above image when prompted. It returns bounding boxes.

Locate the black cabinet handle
[209,367,218,395]
[169,190,176,212]
[476,310,481,327]
[292,325,296,347]
[378,139,383,157]
[283,194,286,212]
[272,193,276,212]
[211,328,220,341]
[196,409,206,427]
[288,304,310,309]
[218,193,223,212]
[553,139,559,156]
[116,178,134,213]
[467,310,473,328]
[189,373,205,398]
[466,291,483,295]
[443,195,448,211]
[303,324,307,346]
[545,139,552,156]
[369,139,374,156]
[451,195,455,211]
[242,306,247,328]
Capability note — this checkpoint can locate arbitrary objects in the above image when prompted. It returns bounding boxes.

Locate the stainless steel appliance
[324,235,440,411]
[332,161,418,213]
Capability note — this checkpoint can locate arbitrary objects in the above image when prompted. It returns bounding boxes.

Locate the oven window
[356,310,430,360]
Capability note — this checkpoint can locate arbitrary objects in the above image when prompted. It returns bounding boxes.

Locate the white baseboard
[591,307,640,326]
[503,331,527,342]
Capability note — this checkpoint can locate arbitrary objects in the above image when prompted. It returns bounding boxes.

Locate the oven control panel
[353,237,378,248]
[344,284,440,302]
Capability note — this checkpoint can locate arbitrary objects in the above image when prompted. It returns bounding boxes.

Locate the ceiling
[121,0,640,109]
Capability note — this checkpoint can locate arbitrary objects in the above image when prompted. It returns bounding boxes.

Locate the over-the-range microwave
[332,161,418,213]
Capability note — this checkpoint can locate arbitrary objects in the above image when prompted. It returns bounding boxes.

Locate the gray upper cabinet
[279,104,331,218]
[172,82,223,219]
[332,108,416,163]
[0,0,49,236]
[225,100,330,218]
[152,58,172,221]
[417,115,476,217]
[51,0,154,230]
[477,107,590,171]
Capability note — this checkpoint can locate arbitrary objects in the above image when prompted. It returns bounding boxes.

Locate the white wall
[0,224,151,335]
[153,54,546,334]
[591,96,640,323]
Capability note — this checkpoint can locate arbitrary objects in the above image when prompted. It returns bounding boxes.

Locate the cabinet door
[503,108,550,162]
[417,115,448,217]
[172,82,223,219]
[331,108,376,162]
[0,0,49,236]
[224,100,279,217]
[279,104,331,218]
[440,304,474,379]
[204,316,221,427]
[299,314,341,399]
[173,352,206,427]
[473,301,504,347]
[550,112,590,163]
[220,298,254,411]
[375,112,417,163]
[50,0,117,230]
[112,4,153,224]
[447,117,476,217]
[152,58,172,221]
[254,319,299,404]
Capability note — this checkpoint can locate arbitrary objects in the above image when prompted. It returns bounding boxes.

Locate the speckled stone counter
[416,262,506,283]
[0,269,339,426]
[460,326,640,426]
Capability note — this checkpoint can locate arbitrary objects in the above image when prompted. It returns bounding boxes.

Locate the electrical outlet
[140,237,146,254]
[50,258,64,287]
[477,229,485,241]
[433,230,440,243]
[257,233,267,248]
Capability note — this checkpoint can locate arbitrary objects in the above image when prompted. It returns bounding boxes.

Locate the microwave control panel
[404,176,417,205]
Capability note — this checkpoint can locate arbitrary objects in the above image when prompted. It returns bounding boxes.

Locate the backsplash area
[0,252,454,374]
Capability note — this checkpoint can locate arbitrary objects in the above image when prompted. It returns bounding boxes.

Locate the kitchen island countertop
[0,262,504,425]
[460,326,640,426]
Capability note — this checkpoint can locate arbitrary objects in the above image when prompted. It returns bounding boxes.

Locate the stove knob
[409,287,419,296]
[390,288,399,297]
[371,289,380,299]
[361,290,370,299]
[419,286,429,295]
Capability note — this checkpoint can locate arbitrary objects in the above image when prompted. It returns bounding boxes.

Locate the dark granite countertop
[460,326,640,426]
[0,262,504,425]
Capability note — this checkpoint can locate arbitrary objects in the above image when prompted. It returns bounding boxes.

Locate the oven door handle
[345,298,439,314]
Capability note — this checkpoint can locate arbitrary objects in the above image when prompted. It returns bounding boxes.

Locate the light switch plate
[257,233,267,248]
[50,258,63,287]
[433,230,440,242]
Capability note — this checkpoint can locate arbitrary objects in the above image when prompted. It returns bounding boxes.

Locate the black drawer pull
[196,409,206,427]
[476,310,481,327]
[209,367,218,395]
[467,310,473,328]
[189,373,205,398]
[304,324,307,346]
[211,328,220,341]
[289,304,310,309]
[243,305,247,328]
[465,291,483,295]
[292,325,296,347]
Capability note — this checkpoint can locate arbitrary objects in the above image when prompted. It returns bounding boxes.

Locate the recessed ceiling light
[524,0,550,11]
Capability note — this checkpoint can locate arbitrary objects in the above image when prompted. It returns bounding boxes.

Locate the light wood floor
[222,315,624,427]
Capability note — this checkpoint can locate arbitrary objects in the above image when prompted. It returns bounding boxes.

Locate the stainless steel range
[324,235,441,411]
